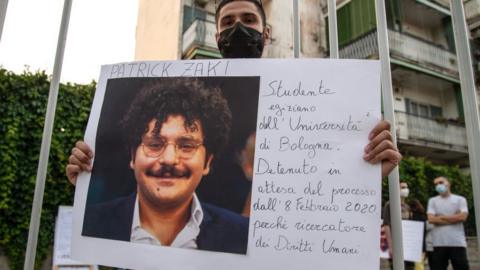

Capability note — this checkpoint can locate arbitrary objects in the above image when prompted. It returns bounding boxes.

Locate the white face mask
[400,188,410,198]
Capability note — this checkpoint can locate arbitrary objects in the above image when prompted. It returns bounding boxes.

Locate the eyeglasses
[141,137,204,159]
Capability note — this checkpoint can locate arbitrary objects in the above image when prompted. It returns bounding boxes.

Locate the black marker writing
[255,158,318,175]
[289,115,362,132]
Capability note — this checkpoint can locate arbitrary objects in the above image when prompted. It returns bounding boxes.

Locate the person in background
[409,197,427,270]
[383,181,416,270]
[427,176,469,270]
[425,221,435,269]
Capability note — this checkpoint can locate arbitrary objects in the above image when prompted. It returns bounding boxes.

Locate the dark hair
[120,78,232,158]
[408,199,425,214]
[215,0,267,28]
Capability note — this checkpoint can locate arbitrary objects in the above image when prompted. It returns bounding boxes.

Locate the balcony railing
[395,111,467,149]
[339,30,378,60]
[340,29,458,76]
[182,19,219,57]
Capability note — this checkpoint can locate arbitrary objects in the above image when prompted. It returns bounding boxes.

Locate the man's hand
[363,121,402,178]
[66,141,93,185]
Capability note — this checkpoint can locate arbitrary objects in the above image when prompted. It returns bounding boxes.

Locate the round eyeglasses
[141,138,204,159]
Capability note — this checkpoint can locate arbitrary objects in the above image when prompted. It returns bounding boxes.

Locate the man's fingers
[368,120,390,140]
[363,140,395,161]
[72,147,92,164]
[369,149,402,165]
[365,130,393,153]
[66,164,81,185]
[75,141,94,158]
[69,154,92,172]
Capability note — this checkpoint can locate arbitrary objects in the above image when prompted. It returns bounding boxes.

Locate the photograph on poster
[81,76,260,255]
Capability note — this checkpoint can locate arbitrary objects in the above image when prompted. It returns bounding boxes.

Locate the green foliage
[0,68,95,269]
[382,156,476,235]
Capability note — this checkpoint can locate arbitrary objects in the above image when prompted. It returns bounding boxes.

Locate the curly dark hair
[120,78,232,158]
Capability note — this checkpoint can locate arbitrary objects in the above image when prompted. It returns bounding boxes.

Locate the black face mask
[217,22,265,58]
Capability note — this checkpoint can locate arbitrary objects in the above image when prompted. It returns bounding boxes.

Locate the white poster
[72,59,381,270]
[379,220,425,263]
[54,206,97,269]
[402,220,425,262]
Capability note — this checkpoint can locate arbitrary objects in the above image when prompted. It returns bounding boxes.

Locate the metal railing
[389,30,458,74]
[182,19,218,56]
[339,30,378,59]
[395,111,467,149]
[340,29,458,75]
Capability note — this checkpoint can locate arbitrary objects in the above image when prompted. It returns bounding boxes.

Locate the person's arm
[426,198,448,225]
[435,212,468,224]
[363,121,402,178]
[427,213,451,225]
[65,141,94,185]
[384,225,393,258]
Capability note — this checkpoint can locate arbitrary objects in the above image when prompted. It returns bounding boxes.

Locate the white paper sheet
[72,59,381,270]
[402,220,425,262]
[379,220,425,263]
[54,206,97,268]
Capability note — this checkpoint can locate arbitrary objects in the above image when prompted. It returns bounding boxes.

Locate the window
[405,99,443,118]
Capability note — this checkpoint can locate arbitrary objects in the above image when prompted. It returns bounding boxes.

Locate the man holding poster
[67,0,403,269]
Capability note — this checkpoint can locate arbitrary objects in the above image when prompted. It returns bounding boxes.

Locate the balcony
[464,0,480,23]
[395,111,468,161]
[340,29,458,78]
[182,19,220,59]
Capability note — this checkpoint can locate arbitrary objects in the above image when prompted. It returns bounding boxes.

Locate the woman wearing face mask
[382,181,426,270]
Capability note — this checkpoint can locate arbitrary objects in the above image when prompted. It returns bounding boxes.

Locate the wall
[262,0,324,58]
[401,0,449,49]
[441,88,460,119]
[135,0,183,60]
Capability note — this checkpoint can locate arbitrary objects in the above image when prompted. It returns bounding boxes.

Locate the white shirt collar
[130,193,203,248]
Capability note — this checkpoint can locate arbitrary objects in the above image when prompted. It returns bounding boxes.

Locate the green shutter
[337,0,377,46]
[337,4,352,46]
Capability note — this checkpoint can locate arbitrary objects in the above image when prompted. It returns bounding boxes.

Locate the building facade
[335,0,470,166]
[465,0,480,104]
[135,0,477,167]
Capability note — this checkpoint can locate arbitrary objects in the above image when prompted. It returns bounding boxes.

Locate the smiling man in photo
[82,78,248,254]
